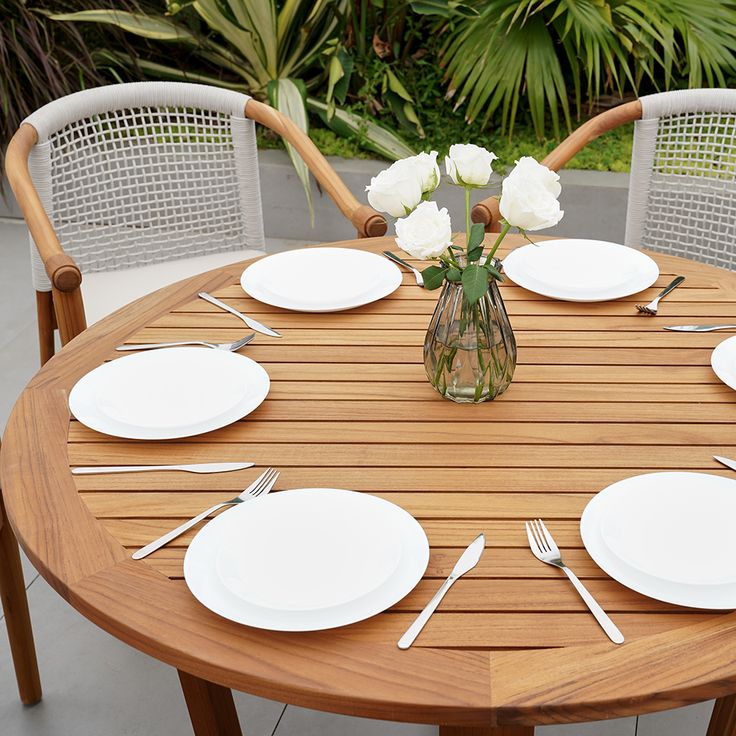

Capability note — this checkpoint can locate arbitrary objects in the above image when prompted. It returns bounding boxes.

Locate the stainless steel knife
[198,292,282,338]
[714,455,736,473]
[397,533,485,650]
[71,462,255,475]
[664,325,736,332]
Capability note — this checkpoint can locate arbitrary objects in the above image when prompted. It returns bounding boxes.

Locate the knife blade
[664,325,736,332]
[71,462,255,475]
[714,455,736,473]
[397,533,485,650]
[198,292,282,338]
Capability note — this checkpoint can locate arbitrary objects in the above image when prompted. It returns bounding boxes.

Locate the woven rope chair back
[23,82,265,292]
[626,89,736,269]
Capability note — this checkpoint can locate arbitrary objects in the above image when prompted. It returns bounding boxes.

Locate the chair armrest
[471,100,643,231]
[244,99,388,238]
[5,124,82,292]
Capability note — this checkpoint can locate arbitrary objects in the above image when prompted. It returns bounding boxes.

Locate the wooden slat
[67,443,736,468]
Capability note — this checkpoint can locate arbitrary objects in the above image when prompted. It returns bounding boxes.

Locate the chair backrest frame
[472,88,736,271]
[23,82,265,292]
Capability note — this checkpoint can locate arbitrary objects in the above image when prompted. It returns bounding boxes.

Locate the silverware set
[115,292,281,352]
[398,520,625,649]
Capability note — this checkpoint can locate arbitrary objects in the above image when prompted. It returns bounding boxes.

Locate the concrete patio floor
[0,216,715,735]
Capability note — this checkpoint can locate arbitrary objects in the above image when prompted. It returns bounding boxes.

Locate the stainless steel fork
[526,518,624,644]
[131,467,279,559]
[635,276,685,315]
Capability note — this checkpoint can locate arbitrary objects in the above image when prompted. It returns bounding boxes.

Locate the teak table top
[4,235,736,729]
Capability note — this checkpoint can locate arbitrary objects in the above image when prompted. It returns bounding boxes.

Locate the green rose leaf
[422,265,448,290]
[446,266,462,282]
[488,264,504,282]
[467,244,484,262]
[467,222,485,252]
[461,264,489,305]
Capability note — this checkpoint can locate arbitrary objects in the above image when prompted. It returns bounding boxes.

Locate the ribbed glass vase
[423,278,516,403]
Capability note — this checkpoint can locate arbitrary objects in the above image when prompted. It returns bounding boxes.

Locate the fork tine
[530,519,547,553]
[241,467,274,497]
[525,521,542,557]
[250,468,277,496]
[538,519,559,554]
[257,470,280,497]
[251,468,278,497]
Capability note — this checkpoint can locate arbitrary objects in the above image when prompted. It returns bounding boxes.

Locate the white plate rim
[183,488,430,631]
[711,336,736,391]
[69,348,270,440]
[581,472,736,609]
[502,239,660,302]
[240,247,403,312]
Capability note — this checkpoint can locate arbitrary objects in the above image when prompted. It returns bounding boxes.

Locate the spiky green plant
[441,0,736,139]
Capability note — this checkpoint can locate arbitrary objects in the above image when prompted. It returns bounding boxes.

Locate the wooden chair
[473,89,736,270]
[0,441,42,705]
[5,82,387,365]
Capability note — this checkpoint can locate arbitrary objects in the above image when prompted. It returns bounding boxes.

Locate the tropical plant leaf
[48,10,198,43]
[441,0,736,139]
[93,49,247,90]
[269,78,314,221]
[307,97,415,160]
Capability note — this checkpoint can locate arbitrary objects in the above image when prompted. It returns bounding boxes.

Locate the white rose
[395,201,453,260]
[365,160,424,217]
[399,151,440,195]
[445,143,497,186]
[499,156,564,231]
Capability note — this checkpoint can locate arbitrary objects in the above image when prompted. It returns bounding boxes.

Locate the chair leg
[707,696,736,736]
[0,492,41,705]
[35,290,55,366]
[439,727,534,735]
[178,669,241,736]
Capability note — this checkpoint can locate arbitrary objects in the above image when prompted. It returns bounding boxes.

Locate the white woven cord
[23,83,265,289]
[626,89,736,269]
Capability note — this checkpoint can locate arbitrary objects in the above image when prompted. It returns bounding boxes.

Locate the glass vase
[423,278,516,403]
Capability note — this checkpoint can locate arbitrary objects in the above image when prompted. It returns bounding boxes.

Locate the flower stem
[465,187,471,255]
[484,221,512,266]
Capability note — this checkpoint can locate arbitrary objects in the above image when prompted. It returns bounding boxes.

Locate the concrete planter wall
[2,149,630,243]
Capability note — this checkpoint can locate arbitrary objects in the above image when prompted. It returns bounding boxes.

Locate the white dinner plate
[184,488,430,631]
[69,348,269,440]
[240,247,403,312]
[581,472,736,609]
[711,336,736,391]
[502,239,659,302]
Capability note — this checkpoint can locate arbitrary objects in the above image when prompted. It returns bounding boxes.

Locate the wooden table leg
[0,494,42,706]
[178,670,242,736]
[439,727,534,735]
[707,695,736,736]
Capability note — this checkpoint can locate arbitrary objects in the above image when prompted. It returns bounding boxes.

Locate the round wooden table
[4,235,736,736]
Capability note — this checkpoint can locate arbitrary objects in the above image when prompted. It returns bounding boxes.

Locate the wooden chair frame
[471,100,643,232]
[0,441,42,706]
[5,96,388,365]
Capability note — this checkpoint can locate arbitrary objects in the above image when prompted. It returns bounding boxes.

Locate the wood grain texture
[0,483,41,705]
[707,694,736,736]
[3,236,736,728]
[178,669,241,736]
